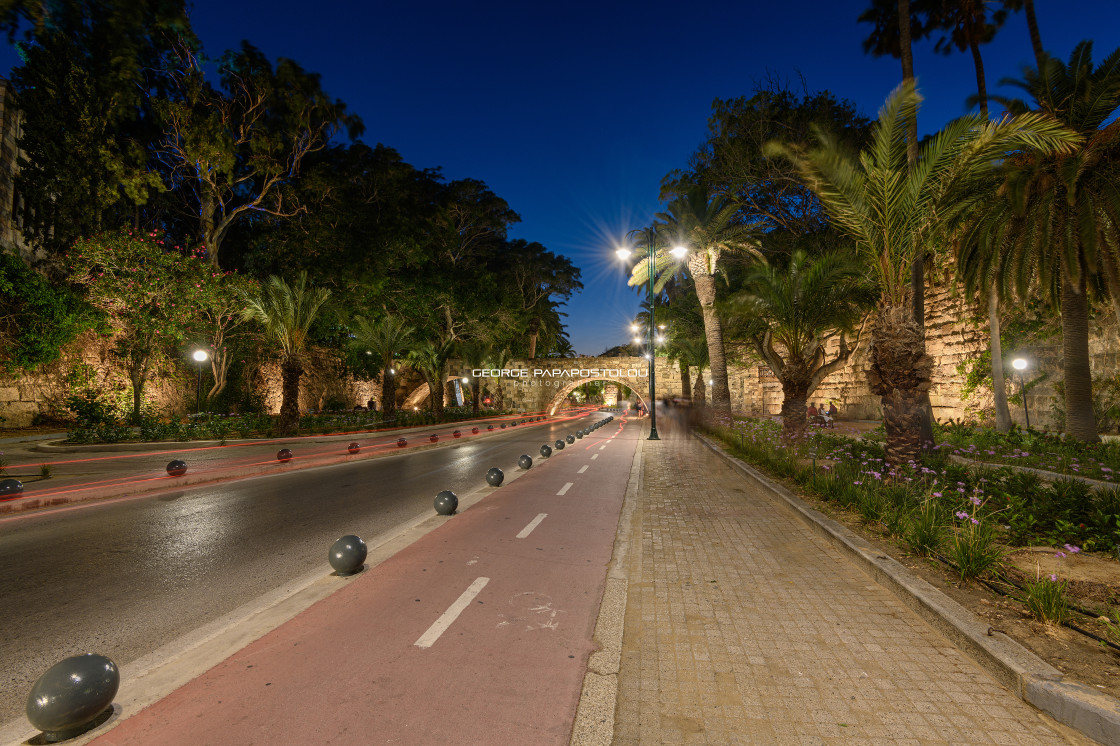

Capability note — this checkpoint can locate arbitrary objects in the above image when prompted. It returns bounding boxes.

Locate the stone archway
[545,377,650,416]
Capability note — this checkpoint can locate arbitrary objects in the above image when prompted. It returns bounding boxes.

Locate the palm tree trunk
[1023,0,1045,68]
[969,36,989,117]
[279,358,303,436]
[1061,267,1100,442]
[432,376,446,419]
[382,368,396,419]
[528,318,540,359]
[694,372,706,407]
[680,363,692,401]
[989,288,1012,432]
[693,273,732,417]
[868,304,934,466]
[779,382,810,441]
[472,379,481,416]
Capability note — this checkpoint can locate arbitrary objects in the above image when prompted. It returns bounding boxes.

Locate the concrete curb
[0,418,561,517]
[570,427,643,745]
[949,453,1118,491]
[695,432,1120,746]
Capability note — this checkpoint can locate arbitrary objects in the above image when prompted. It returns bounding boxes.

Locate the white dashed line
[557,482,573,496]
[599,445,606,451]
[577,465,588,474]
[591,454,599,460]
[516,513,548,539]
[414,577,489,649]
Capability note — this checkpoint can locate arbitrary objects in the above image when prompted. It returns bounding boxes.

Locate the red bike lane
[91,418,637,745]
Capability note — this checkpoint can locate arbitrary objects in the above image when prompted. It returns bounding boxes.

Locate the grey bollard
[518,454,532,469]
[540,444,552,458]
[397,437,407,448]
[555,439,565,450]
[347,442,360,454]
[165,460,187,477]
[329,535,367,575]
[26,653,119,741]
[486,467,505,486]
[566,434,575,444]
[430,434,439,443]
[277,448,294,462]
[576,431,584,439]
[453,430,462,438]
[488,424,494,430]
[471,427,479,434]
[500,423,506,429]
[434,490,458,515]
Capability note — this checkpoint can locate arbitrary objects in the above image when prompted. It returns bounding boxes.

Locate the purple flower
[1064,544,1080,554]
[970,518,979,525]
[1055,551,1066,559]
[969,496,981,506]
[1049,573,1058,582]
[933,492,942,498]
[955,511,969,520]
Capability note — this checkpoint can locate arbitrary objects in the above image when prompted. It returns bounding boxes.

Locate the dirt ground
[774,472,1120,702]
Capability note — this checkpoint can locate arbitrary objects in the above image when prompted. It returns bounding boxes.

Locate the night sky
[3,1,1118,355]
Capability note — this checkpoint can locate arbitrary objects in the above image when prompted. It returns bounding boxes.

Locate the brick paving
[613,425,1074,745]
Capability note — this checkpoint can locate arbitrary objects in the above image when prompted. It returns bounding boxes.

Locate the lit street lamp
[617,234,688,441]
[192,349,209,414]
[1012,357,1030,429]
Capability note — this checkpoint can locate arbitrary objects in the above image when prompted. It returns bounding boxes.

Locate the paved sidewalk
[612,420,1078,744]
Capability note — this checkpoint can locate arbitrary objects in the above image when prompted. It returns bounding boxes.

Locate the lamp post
[192,349,209,414]
[617,233,687,441]
[1012,357,1030,429]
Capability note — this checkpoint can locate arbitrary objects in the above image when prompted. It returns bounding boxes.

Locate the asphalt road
[0,413,608,725]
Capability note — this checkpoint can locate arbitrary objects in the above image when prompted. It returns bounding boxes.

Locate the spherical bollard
[488,424,494,431]
[434,490,458,515]
[0,477,24,497]
[576,431,584,439]
[472,427,479,434]
[510,421,517,427]
[540,444,552,458]
[555,439,565,450]
[486,467,505,486]
[566,434,575,444]
[165,460,187,477]
[453,430,462,438]
[347,442,360,454]
[26,653,119,740]
[430,434,439,443]
[277,448,294,462]
[500,423,506,429]
[328,534,367,575]
[397,437,407,448]
[518,454,533,470]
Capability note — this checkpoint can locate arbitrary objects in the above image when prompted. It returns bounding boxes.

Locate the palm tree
[407,338,455,419]
[457,340,490,416]
[767,82,1078,464]
[628,184,762,419]
[956,42,1120,442]
[240,271,331,435]
[673,336,710,407]
[351,315,413,420]
[923,0,1014,431]
[731,249,876,439]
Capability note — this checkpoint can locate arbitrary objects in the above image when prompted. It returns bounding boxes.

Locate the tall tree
[240,271,331,435]
[732,250,875,439]
[629,185,763,418]
[10,0,192,257]
[767,82,1078,464]
[859,0,936,446]
[350,314,413,420]
[507,240,582,359]
[956,42,1120,442]
[156,41,362,268]
[926,0,1015,431]
[407,339,455,419]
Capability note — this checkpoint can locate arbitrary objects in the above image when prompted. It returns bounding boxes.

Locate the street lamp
[1012,357,1030,429]
[192,349,209,414]
[617,233,688,440]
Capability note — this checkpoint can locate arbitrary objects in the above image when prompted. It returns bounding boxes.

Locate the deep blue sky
[4,1,1118,354]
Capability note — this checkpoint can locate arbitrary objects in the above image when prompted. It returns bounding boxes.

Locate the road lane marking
[516,513,548,539]
[599,445,606,450]
[557,482,573,496]
[591,454,599,460]
[577,465,588,474]
[414,577,489,649]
